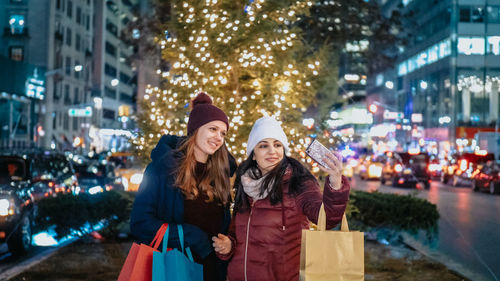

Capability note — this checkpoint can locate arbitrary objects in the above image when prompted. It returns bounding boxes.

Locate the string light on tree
[132,0,332,165]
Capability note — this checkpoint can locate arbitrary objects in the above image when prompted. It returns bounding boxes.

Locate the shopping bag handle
[150,223,169,249]
[318,204,349,232]
[161,224,195,262]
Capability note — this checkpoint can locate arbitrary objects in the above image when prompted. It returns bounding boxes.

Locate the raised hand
[319,151,343,190]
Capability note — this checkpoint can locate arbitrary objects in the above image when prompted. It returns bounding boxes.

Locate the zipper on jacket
[244,205,254,281]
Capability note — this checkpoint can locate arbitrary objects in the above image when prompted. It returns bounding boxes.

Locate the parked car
[427,157,443,179]
[73,160,123,194]
[381,152,431,189]
[0,150,82,255]
[0,155,37,256]
[442,153,495,187]
[471,162,500,194]
[108,152,144,192]
[359,155,384,180]
[35,152,79,194]
[342,157,358,180]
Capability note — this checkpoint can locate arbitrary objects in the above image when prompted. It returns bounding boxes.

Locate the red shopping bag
[117,224,169,281]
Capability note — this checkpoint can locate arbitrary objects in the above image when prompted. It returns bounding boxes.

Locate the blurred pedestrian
[130,92,237,281]
[212,116,350,281]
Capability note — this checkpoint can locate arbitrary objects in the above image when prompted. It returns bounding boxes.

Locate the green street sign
[68,106,92,117]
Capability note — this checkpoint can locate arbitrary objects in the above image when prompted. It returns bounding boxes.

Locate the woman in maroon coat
[212,116,350,281]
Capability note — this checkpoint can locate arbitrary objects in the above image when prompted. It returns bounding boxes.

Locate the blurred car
[381,153,399,185]
[0,154,38,256]
[381,152,431,189]
[442,152,495,187]
[427,157,443,179]
[359,155,384,180]
[342,158,358,180]
[73,160,123,194]
[471,162,500,194]
[36,152,79,194]
[108,152,144,192]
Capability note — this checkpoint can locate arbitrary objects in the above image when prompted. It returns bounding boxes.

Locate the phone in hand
[305,139,333,169]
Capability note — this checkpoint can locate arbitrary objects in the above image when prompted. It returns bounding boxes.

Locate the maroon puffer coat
[219,170,350,281]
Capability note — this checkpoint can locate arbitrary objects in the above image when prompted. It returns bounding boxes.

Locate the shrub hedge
[348,190,439,233]
[35,191,134,239]
[35,189,439,239]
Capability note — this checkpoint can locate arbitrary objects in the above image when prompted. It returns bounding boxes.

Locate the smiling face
[193,120,227,163]
[252,138,285,174]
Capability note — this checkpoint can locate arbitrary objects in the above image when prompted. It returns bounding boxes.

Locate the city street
[351,176,500,281]
[0,244,62,280]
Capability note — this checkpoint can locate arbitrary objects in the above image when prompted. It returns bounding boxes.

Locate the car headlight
[368,165,382,177]
[121,177,129,191]
[130,173,144,185]
[88,185,104,195]
[0,198,14,216]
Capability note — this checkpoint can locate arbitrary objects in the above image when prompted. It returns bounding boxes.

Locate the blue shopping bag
[152,224,203,281]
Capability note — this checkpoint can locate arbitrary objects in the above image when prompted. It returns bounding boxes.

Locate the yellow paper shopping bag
[300,204,364,281]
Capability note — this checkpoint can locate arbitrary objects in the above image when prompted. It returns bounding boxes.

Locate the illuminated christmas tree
[133,0,334,166]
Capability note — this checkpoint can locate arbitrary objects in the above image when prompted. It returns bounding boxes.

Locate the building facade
[91,0,137,152]
[0,0,140,152]
[369,0,500,152]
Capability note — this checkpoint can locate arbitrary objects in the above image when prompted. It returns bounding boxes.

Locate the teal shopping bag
[152,224,203,281]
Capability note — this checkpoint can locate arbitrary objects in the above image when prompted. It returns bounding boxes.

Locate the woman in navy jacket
[130,92,236,281]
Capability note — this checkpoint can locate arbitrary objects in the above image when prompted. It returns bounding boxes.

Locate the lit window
[487,6,500,23]
[471,7,484,23]
[9,46,23,61]
[9,15,25,34]
[397,38,451,76]
[398,62,407,76]
[402,0,412,6]
[458,37,485,55]
[487,36,500,55]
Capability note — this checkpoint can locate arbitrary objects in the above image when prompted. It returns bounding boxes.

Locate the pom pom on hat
[187,92,229,135]
[191,92,213,107]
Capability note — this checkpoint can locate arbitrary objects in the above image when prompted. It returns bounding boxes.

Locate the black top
[184,161,225,281]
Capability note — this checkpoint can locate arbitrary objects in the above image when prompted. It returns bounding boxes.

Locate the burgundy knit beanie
[187,92,229,135]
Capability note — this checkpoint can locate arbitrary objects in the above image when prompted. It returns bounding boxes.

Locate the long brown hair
[175,132,231,205]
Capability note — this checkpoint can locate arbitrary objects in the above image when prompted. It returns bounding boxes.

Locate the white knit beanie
[246,116,290,156]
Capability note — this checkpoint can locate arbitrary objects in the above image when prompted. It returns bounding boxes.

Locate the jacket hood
[150,135,184,170]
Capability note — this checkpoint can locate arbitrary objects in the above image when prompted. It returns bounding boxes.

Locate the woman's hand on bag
[212,234,231,255]
[319,151,343,190]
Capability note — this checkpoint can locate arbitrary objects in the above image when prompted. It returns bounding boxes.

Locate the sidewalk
[7,237,469,281]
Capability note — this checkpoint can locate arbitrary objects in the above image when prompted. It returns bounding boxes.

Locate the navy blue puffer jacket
[130,134,236,259]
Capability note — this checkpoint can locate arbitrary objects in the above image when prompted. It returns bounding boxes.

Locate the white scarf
[241,171,272,201]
